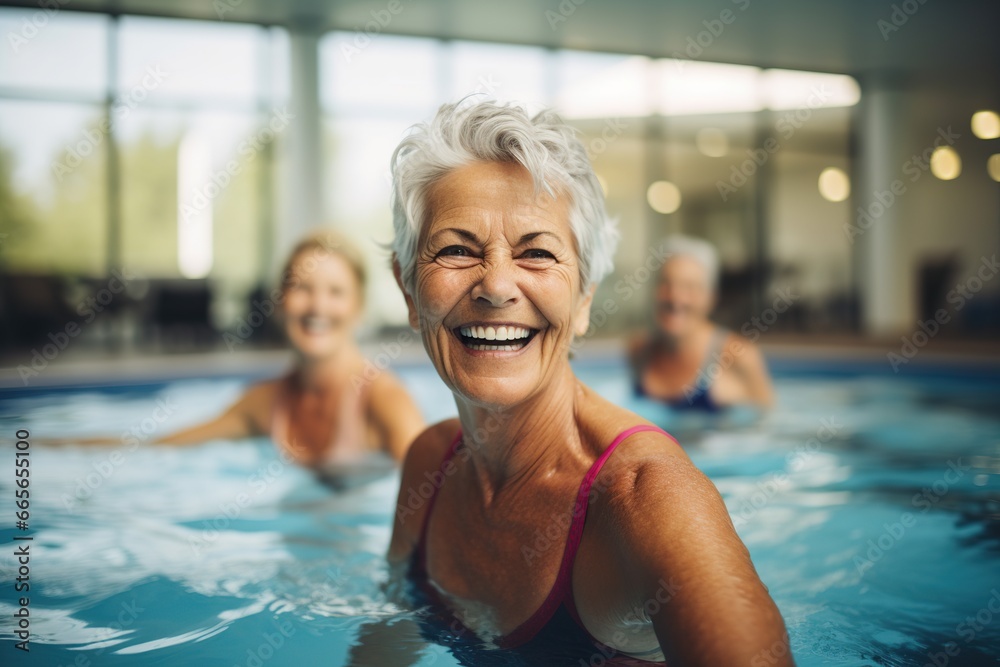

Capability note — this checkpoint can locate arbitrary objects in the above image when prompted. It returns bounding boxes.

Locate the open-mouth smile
[297,316,342,335]
[453,324,539,352]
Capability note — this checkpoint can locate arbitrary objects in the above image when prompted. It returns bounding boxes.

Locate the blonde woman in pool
[62,230,424,471]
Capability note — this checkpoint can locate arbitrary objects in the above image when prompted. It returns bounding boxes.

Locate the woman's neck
[656,319,713,354]
[454,363,591,505]
[292,342,361,391]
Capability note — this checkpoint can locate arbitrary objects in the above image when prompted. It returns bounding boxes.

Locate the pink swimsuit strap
[414,424,678,650]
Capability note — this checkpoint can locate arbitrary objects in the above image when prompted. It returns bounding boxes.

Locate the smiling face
[281,249,363,360]
[655,255,714,338]
[400,161,593,408]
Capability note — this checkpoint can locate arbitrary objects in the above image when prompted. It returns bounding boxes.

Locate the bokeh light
[818,167,850,202]
[930,146,961,180]
[646,180,681,214]
[987,154,1000,182]
[971,110,1000,140]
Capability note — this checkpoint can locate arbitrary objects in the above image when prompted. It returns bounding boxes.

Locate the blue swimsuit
[635,328,727,413]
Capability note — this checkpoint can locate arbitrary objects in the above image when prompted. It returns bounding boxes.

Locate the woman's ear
[572,284,597,337]
[392,256,421,331]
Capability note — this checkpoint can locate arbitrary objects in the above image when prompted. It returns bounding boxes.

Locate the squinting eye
[437,245,472,257]
[522,249,555,260]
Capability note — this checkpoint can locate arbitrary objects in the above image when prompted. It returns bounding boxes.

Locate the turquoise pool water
[1,359,998,666]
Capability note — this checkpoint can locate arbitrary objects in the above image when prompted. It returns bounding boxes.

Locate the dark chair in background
[148,279,216,349]
[0,274,78,354]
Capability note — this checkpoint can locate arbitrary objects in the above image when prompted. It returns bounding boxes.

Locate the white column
[856,82,913,336]
[279,27,323,261]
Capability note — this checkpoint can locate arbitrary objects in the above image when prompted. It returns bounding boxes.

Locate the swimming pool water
[1,361,998,666]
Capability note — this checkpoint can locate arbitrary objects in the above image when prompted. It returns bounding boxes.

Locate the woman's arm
[40,383,271,447]
[732,337,775,409]
[625,332,651,381]
[157,382,275,444]
[367,372,426,461]
[610,451,793,666]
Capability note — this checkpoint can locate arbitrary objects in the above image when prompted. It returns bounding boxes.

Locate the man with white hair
[629,235,774,411]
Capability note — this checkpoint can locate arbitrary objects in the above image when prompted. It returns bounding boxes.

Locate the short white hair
[661,235,720,290]
[389,100,619,294]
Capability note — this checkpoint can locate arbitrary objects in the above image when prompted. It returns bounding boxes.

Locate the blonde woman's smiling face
[281,250,363,360]
[404,161,593,408]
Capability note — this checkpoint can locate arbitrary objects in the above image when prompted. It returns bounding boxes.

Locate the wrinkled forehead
[660,254,713,288]
[421,161,572,243]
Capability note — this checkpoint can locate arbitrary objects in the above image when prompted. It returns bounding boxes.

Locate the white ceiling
[2,0,996,89]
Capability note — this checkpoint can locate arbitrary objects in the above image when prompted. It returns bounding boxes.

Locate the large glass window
[0,9,107,96]
[0,100,108,276]
[1,7,860,339]
[0,9,288,349]
[0,10,109,277]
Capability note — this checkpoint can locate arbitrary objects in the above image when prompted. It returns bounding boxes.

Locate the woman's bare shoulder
[625,331,652,361]
[576,386,683,457]
[401,418,461,472]
[229,378,284,431]
[246,377,283,397]
[235,378,283,411]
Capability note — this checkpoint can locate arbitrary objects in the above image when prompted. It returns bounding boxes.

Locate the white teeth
[459,325,531,340]
[303,317,331,332]
[464,342,523,351]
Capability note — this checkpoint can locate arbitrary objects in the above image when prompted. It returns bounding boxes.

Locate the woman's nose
[471,256,520,308]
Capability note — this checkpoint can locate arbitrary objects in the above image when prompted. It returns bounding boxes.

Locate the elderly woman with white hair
[385,101,792,665]
[629,235,774,412]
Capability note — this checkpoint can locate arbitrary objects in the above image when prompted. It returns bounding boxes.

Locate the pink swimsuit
[269,374,370,465]
[411,424,678,662]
